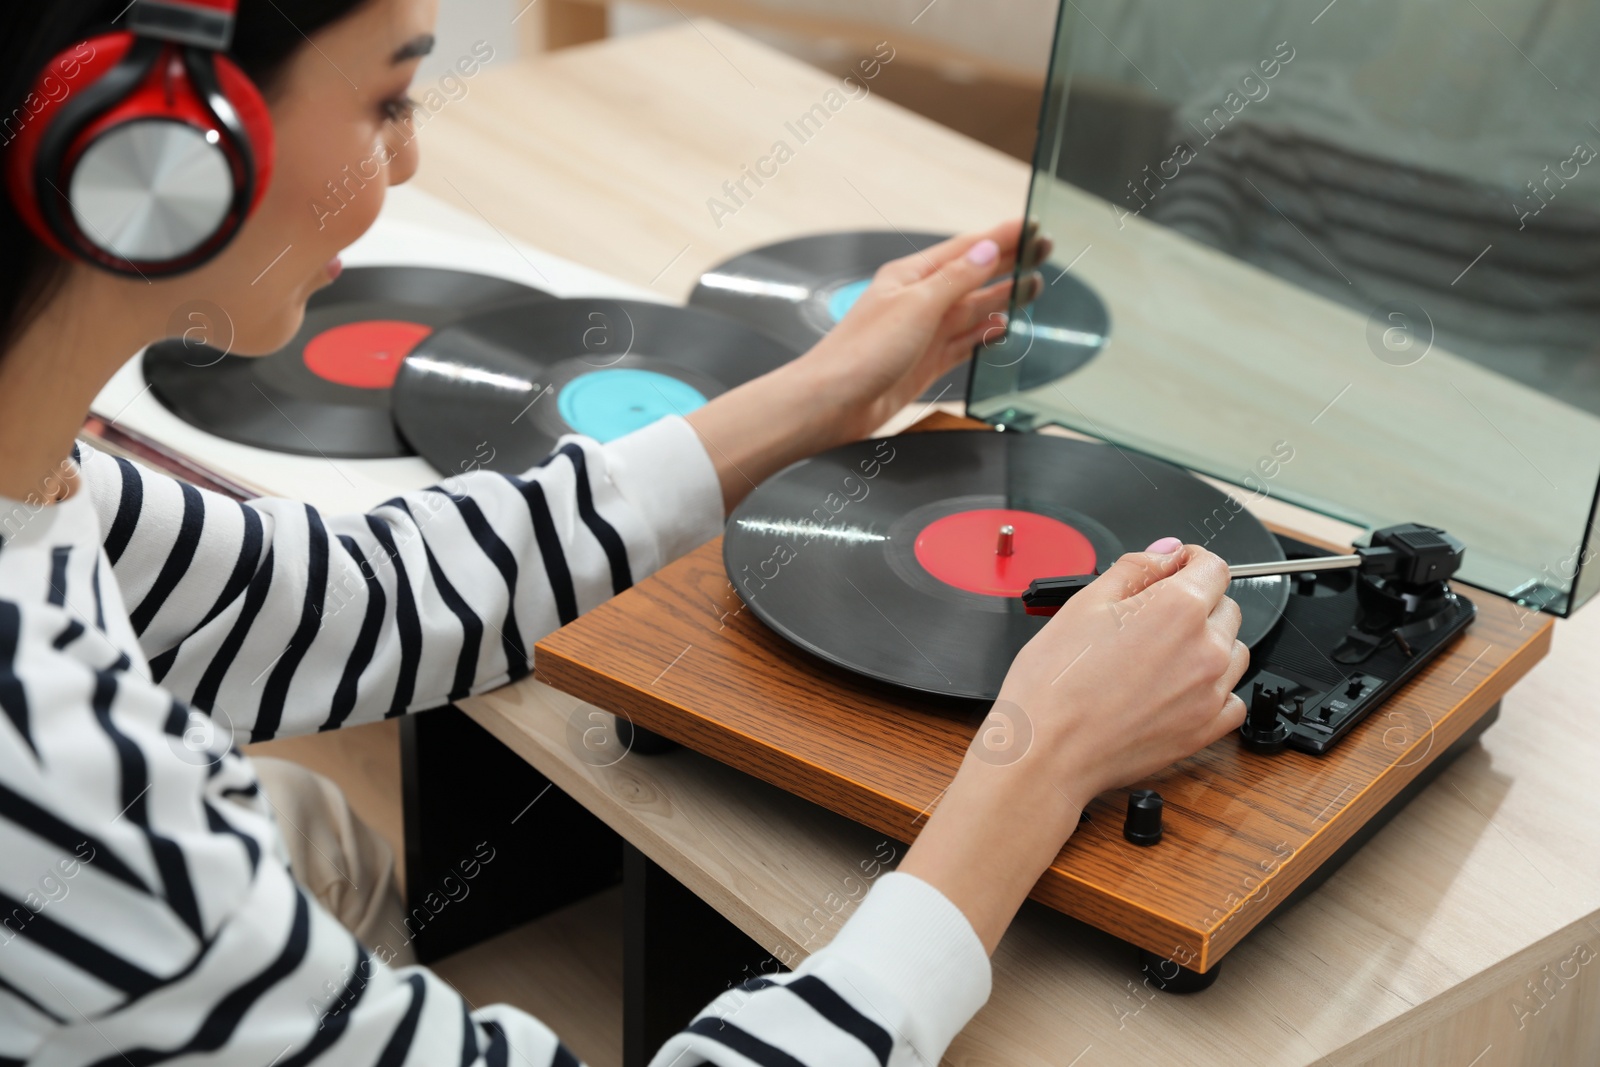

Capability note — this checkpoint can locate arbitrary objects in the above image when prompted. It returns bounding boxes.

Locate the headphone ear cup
[212,53,275,214]
[5,34,275,272]
[3,33,138,261]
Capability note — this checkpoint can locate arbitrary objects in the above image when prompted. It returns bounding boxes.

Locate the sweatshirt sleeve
[0,600,990,1065]
[650,872,993,1067]
[0,606,633,1066]
[78,415,723,742]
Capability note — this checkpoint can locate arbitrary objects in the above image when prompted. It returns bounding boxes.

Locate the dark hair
[0,0,373,348]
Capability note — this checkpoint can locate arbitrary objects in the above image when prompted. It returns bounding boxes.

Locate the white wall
[420,0,691,81]
[417,0,521,82]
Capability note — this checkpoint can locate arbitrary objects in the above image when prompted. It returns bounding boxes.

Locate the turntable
[535,403,1556,985]
[530,13,1597,986]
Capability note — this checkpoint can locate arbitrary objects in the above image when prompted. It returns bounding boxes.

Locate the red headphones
[4,0,275,277]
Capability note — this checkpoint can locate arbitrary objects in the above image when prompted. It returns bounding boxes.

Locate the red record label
[302,320,431,389]
[914,507,1096,597]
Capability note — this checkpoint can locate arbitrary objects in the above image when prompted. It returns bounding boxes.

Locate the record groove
[691,231,1112,402]
[144,266,551,459]
[392,298,803,476]
[725,430,1289,700]
[693,232,967,402]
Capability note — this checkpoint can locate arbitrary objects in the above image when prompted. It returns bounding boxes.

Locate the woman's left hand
[685,217,1049,512]
[797,218,1049,441]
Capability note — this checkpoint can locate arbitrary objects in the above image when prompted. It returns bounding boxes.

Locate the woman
[0,1,1250,1064]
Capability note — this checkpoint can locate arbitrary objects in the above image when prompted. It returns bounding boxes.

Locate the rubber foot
[615,718,679,756]
[1139,949,1221,993]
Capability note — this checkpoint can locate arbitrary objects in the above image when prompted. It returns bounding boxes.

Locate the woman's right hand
[997,538,1250,811]
[897,539,1250,953]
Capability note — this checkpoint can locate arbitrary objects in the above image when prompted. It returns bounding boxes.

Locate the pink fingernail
[966,239,999,266]
[1145,536,1182,554]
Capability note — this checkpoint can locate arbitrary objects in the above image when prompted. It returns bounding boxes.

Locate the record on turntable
[690,231,1111,402]
[144,266,552,459]
[392,298,803,476]
[724,430,1290,700]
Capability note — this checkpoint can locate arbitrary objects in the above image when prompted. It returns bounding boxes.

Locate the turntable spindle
[996,524,1015,557]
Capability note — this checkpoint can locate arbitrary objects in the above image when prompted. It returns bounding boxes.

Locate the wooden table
[414,21,1600,1066]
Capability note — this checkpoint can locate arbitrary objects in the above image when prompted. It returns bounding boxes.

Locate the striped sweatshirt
[0,415,990,1066]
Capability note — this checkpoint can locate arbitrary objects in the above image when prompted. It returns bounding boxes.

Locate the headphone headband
[127,0,239,51]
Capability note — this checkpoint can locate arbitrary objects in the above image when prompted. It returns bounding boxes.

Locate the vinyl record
[144,266,552,458]
[972,256,1111,393]
[724,430,1290,700]
[392,298,803,476]
[690,231,1110,402]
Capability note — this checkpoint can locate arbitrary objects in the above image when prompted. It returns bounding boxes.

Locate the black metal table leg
[399,705,623,963]
[623,843,783,1067]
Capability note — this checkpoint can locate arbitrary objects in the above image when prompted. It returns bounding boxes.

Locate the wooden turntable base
[534,416,1554,971]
